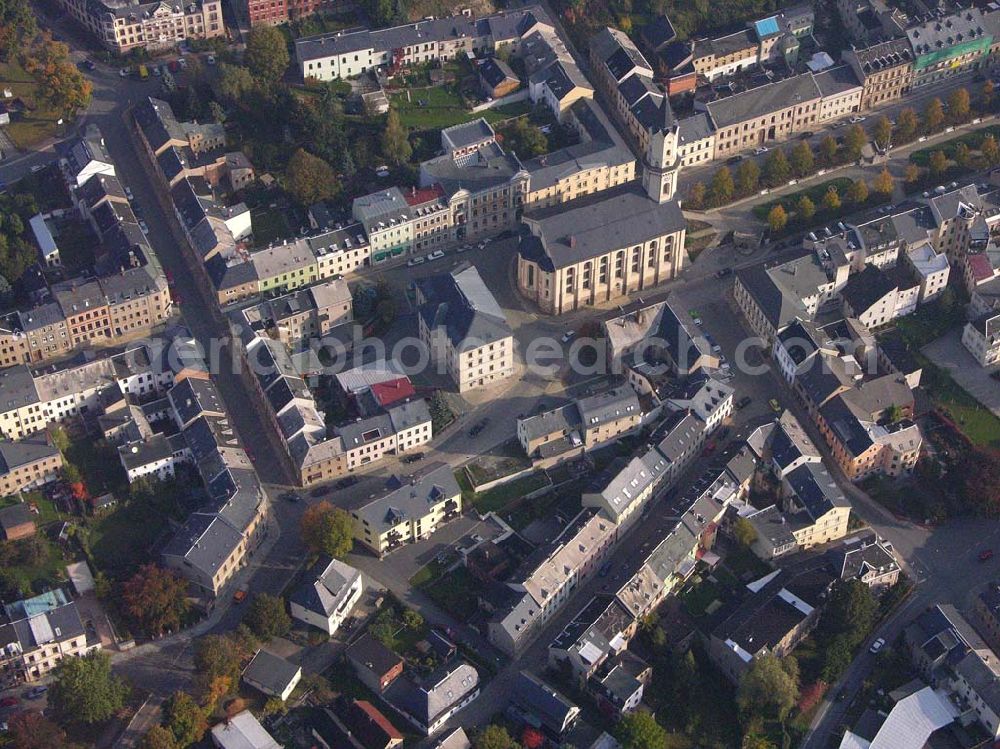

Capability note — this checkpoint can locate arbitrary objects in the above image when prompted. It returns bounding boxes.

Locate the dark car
[736,396,752,410]
[727,155,744,165]
[81,59,96,71]
[469,418,490,437]
[402,452,424,464]
[0,698,18,708]
[715,267,733,279]
[335,477,359,489]
[980,549,994,562]
[310,486,331,498]
[281,492,301,503]
[798,131,814,140]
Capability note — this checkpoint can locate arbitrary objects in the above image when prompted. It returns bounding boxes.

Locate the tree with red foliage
[797,680,828,715]
[121,564,190,637]
[70,481,89,502]
[522,726,545,749]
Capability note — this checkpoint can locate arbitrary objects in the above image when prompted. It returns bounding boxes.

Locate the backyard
[0,60,63,149]
[455,468,551,514]
[389,85,531,130]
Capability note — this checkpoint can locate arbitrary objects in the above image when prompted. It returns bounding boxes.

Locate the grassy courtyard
[390,86,531,130]
[0,60,63,149]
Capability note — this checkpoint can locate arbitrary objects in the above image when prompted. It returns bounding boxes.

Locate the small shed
[242,650,302,702]
[0,503,35,541]
[67,560,96,596]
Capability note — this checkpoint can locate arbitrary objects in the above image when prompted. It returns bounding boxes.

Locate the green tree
[300,501,355,557]
[790,141,814,177]
[822,186,841,212]
[121,564,190,638]
[955,142,971,168]
[215,63,255,103]
[402,608,424,631]
[873,168,894,197]
[733,516,758,548]
[873,116,892,149]
[819,135,838,165]
[896,107,918,142]
[262,697,288,717]
[381,108,412,165]
[245,25,290,84]
[192,635,241,698]
[983,134,1000,166]
[615,711,667,749]
[164,691,206,747]
[501,118,547,157]
[847,179,869,205]
[363,0,398,26]
[737,654,799,721]
[767,203,788,233]
[0,568,23,602]
[764,148,791,185]
[246,593,291,640]
[474,725,518,749]
[49,651,128,724]
[929,150,948,177]
[687,181,706,209]
[948,87,971,122]
[285,148,338,207]
[823,580,877,642]
[735,159,760,194]
[798,195,816,222]
[710,166,734,204]
[139,726,177,749]
[844,124,867,161]
[924,97,945,132]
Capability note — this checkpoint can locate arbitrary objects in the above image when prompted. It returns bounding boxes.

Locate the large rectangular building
[58,0,223,54]
[517,185,686,315]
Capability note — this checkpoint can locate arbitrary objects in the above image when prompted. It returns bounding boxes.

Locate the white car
[849,115,866,123]
[29,164,45,174]
[119,67,130,78]
[945,126,955,133]
[206,54,216,65]
[406,256,425,267]
[456,244,472,253]
[178,57,187,68]
[426,250,445,261]
[753,146,769,155]
[125,186,134,200]
[138,220,149,234]
[561,330,575,343]
[869,637,885,654]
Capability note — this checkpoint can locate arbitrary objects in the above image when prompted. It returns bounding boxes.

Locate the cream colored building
[0,601,100,682]
[351,464,462,557]
[415,265,515,393]
[59,0,224,54]
[842,38,914,110]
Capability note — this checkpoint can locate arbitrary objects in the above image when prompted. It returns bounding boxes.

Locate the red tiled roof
[370,377,416,407]
[350,700,403,742]
[968,253,996,283]
[403,183,445,206]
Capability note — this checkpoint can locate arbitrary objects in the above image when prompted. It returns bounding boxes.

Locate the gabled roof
[288,556,361,619]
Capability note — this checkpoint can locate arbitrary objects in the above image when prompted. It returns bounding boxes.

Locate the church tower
[643,98,681,204]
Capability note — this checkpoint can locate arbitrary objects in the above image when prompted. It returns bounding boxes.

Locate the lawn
[0,60,64,149]
[921,359,1000,449]
[723,546,773,582]
[87,499,172,579]
[891,298,964,348]
[389,86,531,130]
[909,125,1000,166]
[420,565,479,620]
[465,470,551,514]
[1,490,67,526]
[752,177,855,220]
[251,207,293,248]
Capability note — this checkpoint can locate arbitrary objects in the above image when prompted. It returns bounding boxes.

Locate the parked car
[980,549,995,562]
[335,476,359,489]
[402,452,424,464]
[768,398,781,413]
[0,698,18,709]
[798,131,814,140]
[561,330,575,343]
[426,249,445,261]
[457,244,472,253]
[24,686,47,700]
[119,67,130,78]
[281,492,301,503]
[869,637,885,654]
[753,146,769,155]
[82,59,96,71]
[736,396,752,410]
[716,267,733,279]
[309,486,331,498]
[406,256,425,267]
[727,155,744,165]
[469,418,490,437]
[232,588,247,604]
[849,115,866,123]
[206,54,216,65]
[29,164,45,174]
[138,220,149,234]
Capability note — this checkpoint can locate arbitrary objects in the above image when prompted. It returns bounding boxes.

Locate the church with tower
[515,90,688,315]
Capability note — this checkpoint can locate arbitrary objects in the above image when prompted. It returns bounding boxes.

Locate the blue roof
[755,16,780,38]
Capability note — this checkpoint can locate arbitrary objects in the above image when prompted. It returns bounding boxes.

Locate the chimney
[569,236,576,248]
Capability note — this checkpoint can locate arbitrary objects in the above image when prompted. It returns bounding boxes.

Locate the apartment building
[350,464,462,557]
[414,265,514,393]
[58,0,223,54]
[488,509,617,656]
[352,187,418,262]
[814,65,864,122]
[906,8,993,88]
[295,6,549,81]
[244,0,339,27]
[289,556,363,635]
[604,298,716,373]
[691,29,759,82]
[707,74,824,159]
[517,385,642,459]
[242,278,352,350]
[0,437,62,496]
[0,601,99,682]
[842,38,914,110]
[962,311,1000,367]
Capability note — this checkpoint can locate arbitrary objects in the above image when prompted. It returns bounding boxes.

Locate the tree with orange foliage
[121,564,190,637]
